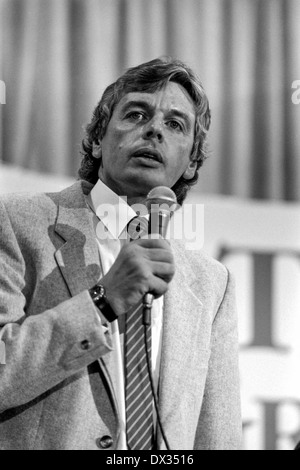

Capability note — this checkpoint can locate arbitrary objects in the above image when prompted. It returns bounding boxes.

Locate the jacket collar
[53,180,101,296]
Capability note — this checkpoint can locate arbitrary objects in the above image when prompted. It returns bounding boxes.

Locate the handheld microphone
[142,186,178,325]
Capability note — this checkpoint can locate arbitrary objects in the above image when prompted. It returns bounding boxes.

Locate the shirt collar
[87,179,137,239]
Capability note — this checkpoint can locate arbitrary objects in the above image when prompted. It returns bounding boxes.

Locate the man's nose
[143,118,164,142]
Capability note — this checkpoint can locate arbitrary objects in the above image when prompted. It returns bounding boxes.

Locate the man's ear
[92,141,102,159]
[183,160,197,180]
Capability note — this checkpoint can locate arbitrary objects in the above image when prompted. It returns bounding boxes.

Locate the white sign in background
[192,196,300,450]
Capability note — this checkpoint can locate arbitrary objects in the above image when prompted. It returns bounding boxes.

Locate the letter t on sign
[218,248,290,351]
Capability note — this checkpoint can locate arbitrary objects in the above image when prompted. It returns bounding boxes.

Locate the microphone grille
[146,186,178,211]
[146,186,177,203]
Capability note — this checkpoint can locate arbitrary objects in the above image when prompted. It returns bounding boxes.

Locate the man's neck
[125,195,148,211]
[97,175,149,213]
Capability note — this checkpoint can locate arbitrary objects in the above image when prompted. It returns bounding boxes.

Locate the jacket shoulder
[172,239,227,278]
[0,181,90,224]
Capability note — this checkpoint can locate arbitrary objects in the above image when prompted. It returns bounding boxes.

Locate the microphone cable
[143,303,171,451]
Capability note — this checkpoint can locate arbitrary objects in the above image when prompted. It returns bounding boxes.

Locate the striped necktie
[125,216,154,450]
[125,302,153,450]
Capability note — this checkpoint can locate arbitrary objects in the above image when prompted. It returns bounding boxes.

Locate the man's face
[99,81,197,201]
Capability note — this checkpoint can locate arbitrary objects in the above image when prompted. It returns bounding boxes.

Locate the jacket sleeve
[194,269,243,450]
[0,200,113,413]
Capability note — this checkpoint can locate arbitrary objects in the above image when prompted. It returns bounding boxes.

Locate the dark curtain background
[0,0,300,200]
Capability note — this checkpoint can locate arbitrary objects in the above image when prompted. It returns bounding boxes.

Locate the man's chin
[125,170,169,193]
[100,167,173,200]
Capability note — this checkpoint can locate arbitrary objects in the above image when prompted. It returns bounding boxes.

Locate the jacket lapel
[157,241,209,450]
[54,181,101,296]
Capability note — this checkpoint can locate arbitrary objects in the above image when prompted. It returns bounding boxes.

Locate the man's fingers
[143,248,174,264]
[148,276,169,298]
[133,237,169,249]
[151,261,175,282]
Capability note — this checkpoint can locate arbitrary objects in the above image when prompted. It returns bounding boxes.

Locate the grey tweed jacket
[0,180,242,450]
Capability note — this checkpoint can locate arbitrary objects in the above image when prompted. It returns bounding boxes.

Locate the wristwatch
[89,284,118,323]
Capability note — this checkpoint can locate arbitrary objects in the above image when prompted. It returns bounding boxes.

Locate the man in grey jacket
[0,57,242,450]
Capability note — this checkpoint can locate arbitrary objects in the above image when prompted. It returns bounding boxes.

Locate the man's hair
[79,57,211,205]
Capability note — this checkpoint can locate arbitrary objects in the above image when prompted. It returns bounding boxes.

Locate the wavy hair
[79,57,211,205]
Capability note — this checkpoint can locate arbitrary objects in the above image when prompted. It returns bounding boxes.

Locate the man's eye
[126,111,145,121]
[168,120,183,131]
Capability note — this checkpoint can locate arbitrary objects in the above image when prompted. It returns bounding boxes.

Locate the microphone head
[146,186,178,210]
[146,187,178,238]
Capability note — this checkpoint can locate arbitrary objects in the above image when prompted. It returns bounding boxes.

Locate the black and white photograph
[0,0,300,452]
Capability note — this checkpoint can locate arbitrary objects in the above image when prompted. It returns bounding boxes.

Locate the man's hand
[101,238,175,316]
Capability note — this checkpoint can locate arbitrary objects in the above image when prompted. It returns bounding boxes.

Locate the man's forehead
[116,82,196,113]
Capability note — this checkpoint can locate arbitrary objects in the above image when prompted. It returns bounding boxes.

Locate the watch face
[90,284,117,322]
[90,284,105,301]
[96,284,105,298]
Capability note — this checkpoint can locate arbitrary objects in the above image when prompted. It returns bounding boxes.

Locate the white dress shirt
[86,179,163,450]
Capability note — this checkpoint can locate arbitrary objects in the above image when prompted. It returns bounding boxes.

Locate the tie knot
[126,216,149,241]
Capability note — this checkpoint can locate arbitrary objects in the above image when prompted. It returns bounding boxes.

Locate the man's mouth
[131,148,163,163]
